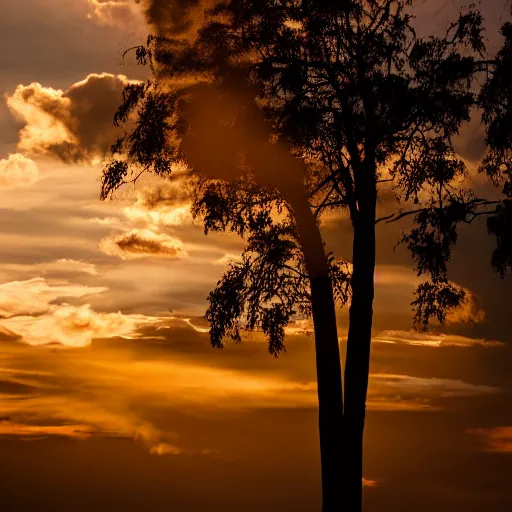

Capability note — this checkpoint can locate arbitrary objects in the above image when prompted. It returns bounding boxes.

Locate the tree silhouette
[102,1,510,510]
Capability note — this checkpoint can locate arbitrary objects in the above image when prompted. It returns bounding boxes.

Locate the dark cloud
[100,228,187,259]
[6,73,135,163]
[143,0,217,38]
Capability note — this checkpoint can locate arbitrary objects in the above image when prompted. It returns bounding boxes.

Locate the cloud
[369,374,500,399]
[0,154,39,188]
[6,73,137,163]
[100,227,187,260]
[2,303,159,347]
[445,288,486,326]
[0,277,161,347]
[0,277,107,318]
[85,0,216,37]
[142,0,217,39]
[0,314,504,460]
[123,186,193,227]
[1,259,99,278]
[363,478,379,488]
[469,427,512,454]
[86,0,144,27]
[374,265,486,327]
[0,419,97,439]
[150,442,184,455]
[373,330,505,348]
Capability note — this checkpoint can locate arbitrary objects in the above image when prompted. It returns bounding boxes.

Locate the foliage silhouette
[102,1,511,510]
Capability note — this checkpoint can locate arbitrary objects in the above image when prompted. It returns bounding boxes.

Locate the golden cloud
[86,0,143,27]
[123,186,193,227]
[149,442,184,455]
[469,426,512,454]
[373,330,504,348]
[362,478,379,488]
[0,277,107,318]
[0,154,39,188]
[0,419,97,439]
[143,0,218,39]
[0,277,162,347]
[6,73,138,163]
[2,304,159,347]
[445,288,486,326]
[374,265,486,327]
[1,259,99,278]
[370,374,500,399]
[0,316,503,461]
[100,228,187,260]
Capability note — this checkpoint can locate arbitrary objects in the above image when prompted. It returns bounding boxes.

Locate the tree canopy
[102,0,507,341]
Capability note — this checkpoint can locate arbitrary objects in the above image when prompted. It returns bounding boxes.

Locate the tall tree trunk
[289,191,344,512]
[344,191,377,511]
[311,274,345,511]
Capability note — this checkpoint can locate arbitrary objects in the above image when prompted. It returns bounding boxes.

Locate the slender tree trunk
[289,191,344,512]
[344,190,377,511]
[311,274,345,511]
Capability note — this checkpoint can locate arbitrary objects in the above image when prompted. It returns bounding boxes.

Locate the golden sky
[0,1,511,510]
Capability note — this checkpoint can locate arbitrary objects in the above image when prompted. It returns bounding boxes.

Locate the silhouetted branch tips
[412,281,466,330]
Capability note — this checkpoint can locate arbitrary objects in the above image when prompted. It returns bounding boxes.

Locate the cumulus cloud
[0,277,107,318]
[100,227,187,260]
[6,73,137,163]
[0,277,161,347]
[86,0,144,27]
[2,303,159,347]
[373,330,504,348]
[0,154,39,188]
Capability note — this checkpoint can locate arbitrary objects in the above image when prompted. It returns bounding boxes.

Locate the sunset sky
[0,1,511,510]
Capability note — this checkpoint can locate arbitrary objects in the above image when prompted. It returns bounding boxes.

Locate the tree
[102,1,509,510]
[479,20,512,277]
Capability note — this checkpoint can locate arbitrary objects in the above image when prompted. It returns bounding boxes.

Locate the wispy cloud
[373,330,504,348]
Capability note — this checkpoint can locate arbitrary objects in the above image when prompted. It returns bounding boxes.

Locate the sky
[0,1,511,511]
